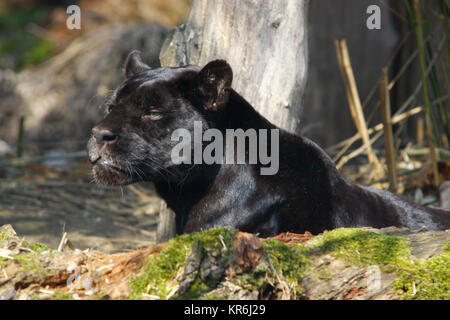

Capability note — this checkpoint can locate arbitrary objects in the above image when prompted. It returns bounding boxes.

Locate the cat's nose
[92,127,118,145]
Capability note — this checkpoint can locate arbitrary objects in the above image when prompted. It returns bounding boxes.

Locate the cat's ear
[197,60,233,111]
[124,50,151,78]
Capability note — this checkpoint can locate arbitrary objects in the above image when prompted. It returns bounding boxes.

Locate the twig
[331,106,424,161]
[377,0,410,24]
[328,35,446,160]
[369,167,422,185]
[416,118,424,145]
[16,115,25,158]
[360,23,441,116]
[353,147,450,159]
[405,148,450,158]
[335,39,384,177]
[336,132,383,169]
[413,0,440,186]
[379,68,398,193]
[57,232,68,252]
[329,89,447,159]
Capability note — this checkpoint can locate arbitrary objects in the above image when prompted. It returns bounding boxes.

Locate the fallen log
[1,224,448,300]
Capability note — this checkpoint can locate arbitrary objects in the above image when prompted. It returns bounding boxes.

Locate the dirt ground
[0,157,161,253]
[1,151,448,255]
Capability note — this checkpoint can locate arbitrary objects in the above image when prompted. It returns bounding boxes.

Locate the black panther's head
[87,51,233,185]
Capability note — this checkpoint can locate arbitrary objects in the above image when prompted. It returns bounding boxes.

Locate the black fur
[87,52,450,236]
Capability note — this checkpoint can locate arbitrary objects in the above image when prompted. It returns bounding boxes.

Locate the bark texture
[1,225,448,300]
[160,0,309,135]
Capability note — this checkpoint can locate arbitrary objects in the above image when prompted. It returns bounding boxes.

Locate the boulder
[0,24,168,152]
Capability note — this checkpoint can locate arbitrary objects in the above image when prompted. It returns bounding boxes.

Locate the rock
[0,24,169,152]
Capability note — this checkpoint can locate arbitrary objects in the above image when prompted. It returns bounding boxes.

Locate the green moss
[0,238,50,277]
[223,239,310,299]
[0,227,49,253]
[128,228,237,300]
[300,228,449,300]
[393,242,450,300]
[317,268,333,281]
[264,240,311,279]
[22,240,50,253]
[127,227,448,300]
[262,240,311,296]
[177,275,210,300]
[0,257,10,267]
[230,261,268,292]
[11,252,48,276]
[49,290,73,300]
[300,228,411,272]
[445,242,450,253]
[129,238,190,300]
[0,251,50,289]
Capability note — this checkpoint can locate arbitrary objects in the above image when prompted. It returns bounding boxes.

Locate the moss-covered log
[0,224,448,300]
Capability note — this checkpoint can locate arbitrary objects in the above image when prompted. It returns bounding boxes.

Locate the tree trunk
[157,0,310,242]
[156,200,176,243]
[160,0,309,135]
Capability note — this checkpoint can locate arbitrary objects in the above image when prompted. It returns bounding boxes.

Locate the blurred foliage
[0,5,54,70]
[0,0,190,71]
[404,0,449,146]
